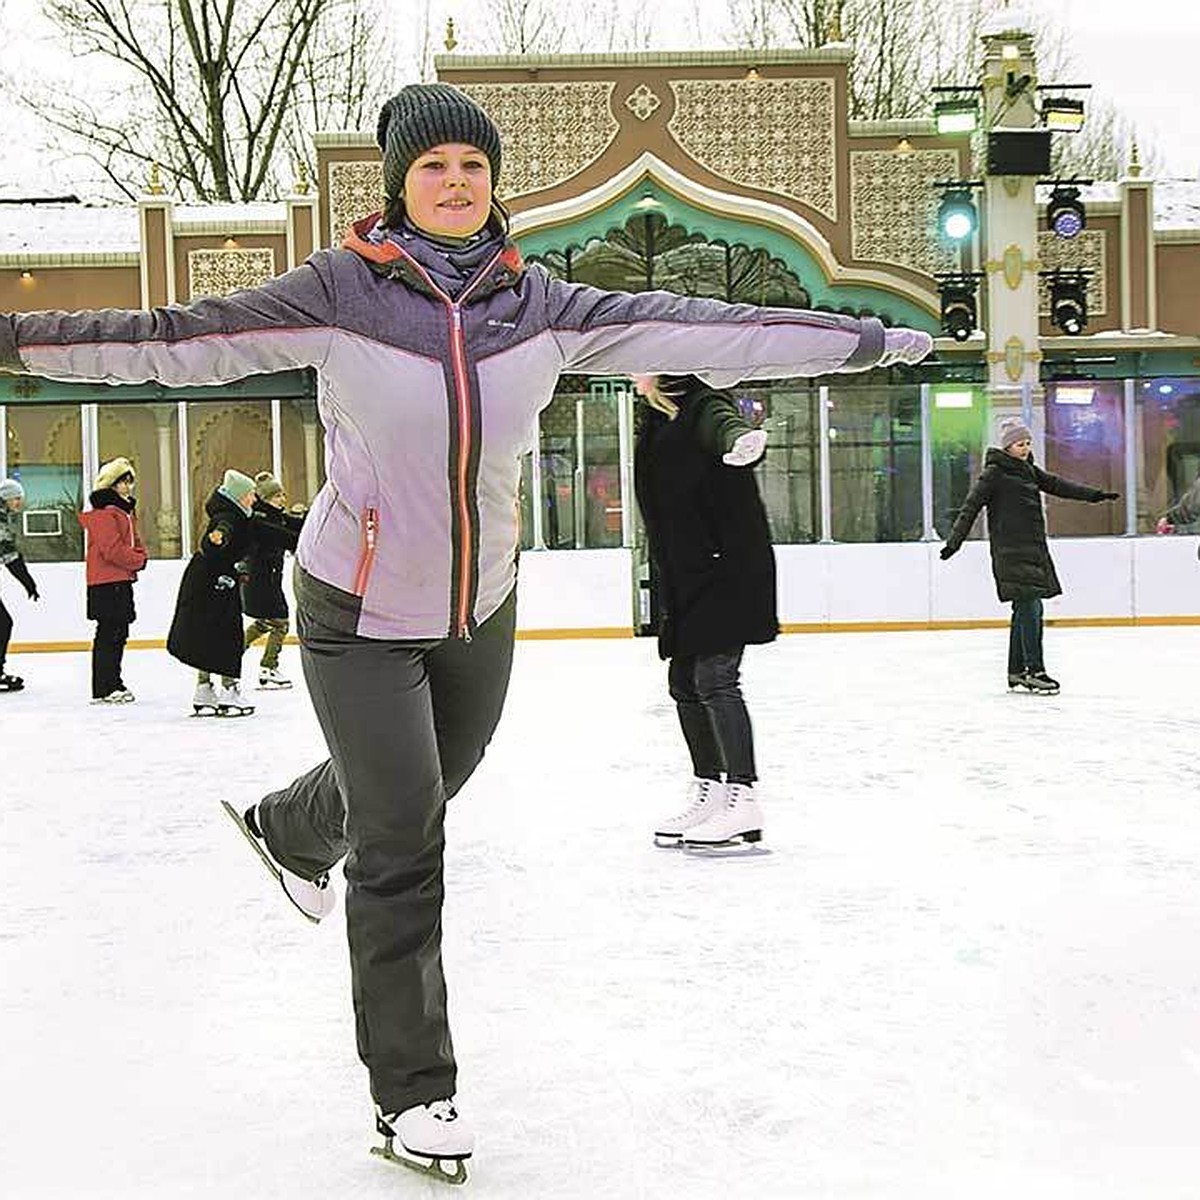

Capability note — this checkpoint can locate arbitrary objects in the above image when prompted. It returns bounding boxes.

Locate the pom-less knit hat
[220,469,256,504]
[376,84,502,205]
[254,470,283,501]
[0,477,24,502]
[998,417,1033,449]
[94,456,135,491]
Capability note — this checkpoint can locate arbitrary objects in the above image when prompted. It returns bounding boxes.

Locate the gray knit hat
[0,477,24,502]
[253,470,283,501]
[998,417,1033,449]
[377,84,502,204]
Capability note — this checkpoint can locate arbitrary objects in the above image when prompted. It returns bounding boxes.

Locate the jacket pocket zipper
[352,507,379,597]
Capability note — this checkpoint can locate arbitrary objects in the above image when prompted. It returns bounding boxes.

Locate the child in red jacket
[79,457,148,702]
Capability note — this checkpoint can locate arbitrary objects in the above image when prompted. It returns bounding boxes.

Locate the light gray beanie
[0,477,24,502]
[998,417,1033,449]
[220,469,256,504]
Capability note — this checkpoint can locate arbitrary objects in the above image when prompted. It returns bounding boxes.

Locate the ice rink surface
[2,625,1199,1199]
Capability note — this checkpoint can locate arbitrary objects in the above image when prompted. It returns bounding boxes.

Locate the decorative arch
[189,404,272,546]
[513,153,939,330]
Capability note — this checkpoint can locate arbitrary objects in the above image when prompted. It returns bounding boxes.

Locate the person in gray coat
[0,478,39,692]
[1,83,933,1176]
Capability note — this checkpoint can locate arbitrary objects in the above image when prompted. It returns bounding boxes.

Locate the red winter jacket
[80,493,147,586]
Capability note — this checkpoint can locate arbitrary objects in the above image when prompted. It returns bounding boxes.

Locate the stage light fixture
[1042,96,1085,133]
[1047,185,1086,239]
[937,273,981,342]
[1048,271,1089,335]
[934,98,979,135]
[937,190,978,242]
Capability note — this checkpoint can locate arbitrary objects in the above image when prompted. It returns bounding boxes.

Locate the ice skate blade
[372,1137,469,1185]
[256,680,292,690]
[653,832,686,848]
[192,705,219,716]
[216,705,256,716]
[219,800,322,924]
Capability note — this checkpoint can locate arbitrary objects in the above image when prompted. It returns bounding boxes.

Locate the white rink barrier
[8,536,1200,650]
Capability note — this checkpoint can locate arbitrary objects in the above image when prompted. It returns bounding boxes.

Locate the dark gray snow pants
[256,589,516,1114]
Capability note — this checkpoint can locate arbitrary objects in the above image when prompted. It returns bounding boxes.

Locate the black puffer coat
[241,500,305,619]
[167,489,297,677]
[945,447,1107,602]
[634,377,777,659]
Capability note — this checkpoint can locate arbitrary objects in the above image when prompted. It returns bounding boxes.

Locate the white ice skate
[219,800,337,923]
[653,778,727,846]
[371,1099,473,1186]
[93,690,133,704]
[0,673,24,692]
[682,782,764,849]
[216,681,255,716]
[192,681,220,716]
[257,667,292,690]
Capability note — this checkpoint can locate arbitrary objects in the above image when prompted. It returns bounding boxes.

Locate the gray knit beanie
[0,477,24,502]
[220,469,256,504]
[998,417,1033,449]
[253,470,283,501]
[377,84,502,205]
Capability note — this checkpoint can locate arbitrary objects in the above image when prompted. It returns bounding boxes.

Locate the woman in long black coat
[940,417,1119,693]
[633,373,777,849]
[168,469,298,714]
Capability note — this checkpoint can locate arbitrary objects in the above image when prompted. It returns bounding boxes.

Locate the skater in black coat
[633,373,777,848]
[939,417,1119,692]
[241,471,305,689]
[0,477,40,692]
[168,469,296,714]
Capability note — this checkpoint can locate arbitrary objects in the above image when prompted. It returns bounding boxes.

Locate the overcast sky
[0,0,1196,199]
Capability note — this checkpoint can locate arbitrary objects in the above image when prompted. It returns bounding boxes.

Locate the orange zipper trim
[353,506,379,596]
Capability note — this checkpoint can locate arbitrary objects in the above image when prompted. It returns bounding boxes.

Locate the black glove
[215,574,237,591]
[1097,491,1120,502]
[939,544,958,560]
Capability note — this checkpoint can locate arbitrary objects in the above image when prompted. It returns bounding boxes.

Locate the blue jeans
[1008,598,1045,674]
[668,648,757,784]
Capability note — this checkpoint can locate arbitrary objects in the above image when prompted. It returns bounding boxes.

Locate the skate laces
[425,1099,458,1123]
[670,779,716,822]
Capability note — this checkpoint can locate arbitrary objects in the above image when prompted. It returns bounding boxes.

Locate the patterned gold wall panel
[188,248,276,299]
[1037,230,1107,317]
[329,161,384,244]
[456,82,619,199]
[668,79,837,219]
[850,149,960,275]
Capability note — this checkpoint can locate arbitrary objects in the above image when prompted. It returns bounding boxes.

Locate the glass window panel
[279,396,325,510]
[829,385,923,543]
[583,383,623,549]
[753,384,817,544]
[931,386,990,541]
[1042,382,1124,536]
[538,383,580,550]
[3,403,84,562]
[97,402,182,558]
[1135,377,1200,534]
[517,451,535,551]
[185,400,272,548]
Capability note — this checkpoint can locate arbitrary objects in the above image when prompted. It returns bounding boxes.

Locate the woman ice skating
[79,457,148,703]
[939,416,1119,693]
[632,374,776,850]
[167,469,298,716]
[241,471,305,689]
[0,82,932,1183]
[0,478,39,692]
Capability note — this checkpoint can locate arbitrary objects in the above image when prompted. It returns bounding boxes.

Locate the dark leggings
[1008,598,1045,674]
[256,590,516,1115]
[668,647,757,785]
[0,596,11,673]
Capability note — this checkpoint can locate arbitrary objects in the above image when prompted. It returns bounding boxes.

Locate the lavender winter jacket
[1,219,930,639]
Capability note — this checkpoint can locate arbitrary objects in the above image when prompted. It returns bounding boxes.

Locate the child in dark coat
[241,471,305,689]
[79,457,148,702]
[633,373,777,849]
[939,416,1119,693]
